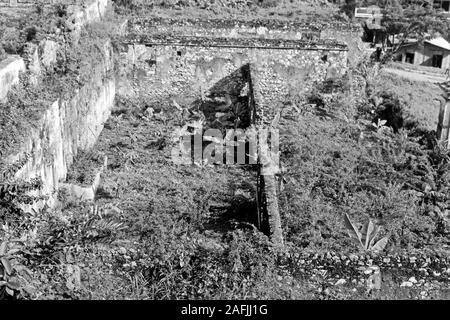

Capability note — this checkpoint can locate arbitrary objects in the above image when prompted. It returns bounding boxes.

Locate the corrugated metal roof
[425,37,450,51]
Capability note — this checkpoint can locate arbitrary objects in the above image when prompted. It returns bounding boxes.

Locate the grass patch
[374,71,442,131]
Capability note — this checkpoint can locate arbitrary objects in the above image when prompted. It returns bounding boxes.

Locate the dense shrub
[279,88,450,255]
[112,0,341,22]
[0,27,24,55]
[340,0,357,18]
[0,3,74,60]
[372,91,406,133]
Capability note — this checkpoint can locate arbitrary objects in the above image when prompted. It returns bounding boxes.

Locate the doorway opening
[432,54,443,68]
[405,52,415,64]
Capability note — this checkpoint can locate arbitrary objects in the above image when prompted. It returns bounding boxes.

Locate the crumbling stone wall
[129,18,322,41]
[129,18,362,43]
[0,0,94,7]
[5,41,115,209]
[0,0,46,5]
[127,18,363,69]
[119,35,348,245]
[321,24,365,65]
[120,36,348,120]
[1,0,115,209]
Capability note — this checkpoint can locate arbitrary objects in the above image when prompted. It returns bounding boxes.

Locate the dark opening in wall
[173,64,257,167]
[146,59,157,67]
[227,196,259,229]
[321,54,328,63]
[177,50,182,56]
[405,52,415,64]
[432,54,443,68]
[198,65,253,131]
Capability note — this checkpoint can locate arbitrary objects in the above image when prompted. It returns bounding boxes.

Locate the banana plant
[343,213,389,253]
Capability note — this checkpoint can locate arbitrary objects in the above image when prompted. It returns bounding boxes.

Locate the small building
[396,37,450,69]
[354,5,383,26]
[355,5,385,45]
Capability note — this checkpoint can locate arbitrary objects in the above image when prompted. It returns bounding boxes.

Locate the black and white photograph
[0,0,450,307]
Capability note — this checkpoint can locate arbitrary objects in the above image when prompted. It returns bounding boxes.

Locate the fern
[0,156,42,224]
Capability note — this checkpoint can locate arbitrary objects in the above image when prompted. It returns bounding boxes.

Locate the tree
[381,2,449,56]
[341,0,358,18]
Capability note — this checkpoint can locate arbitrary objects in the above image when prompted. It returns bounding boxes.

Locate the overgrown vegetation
[0,155,44,299]
[3,60,449,299]
[1,0,450,301]
[279,61,450,256]
[0,4,123,299]
[340,0,450,60]
[0,4,70,60]
[374,69,442,130]
[0,17,119,161]
[112,0,346,22]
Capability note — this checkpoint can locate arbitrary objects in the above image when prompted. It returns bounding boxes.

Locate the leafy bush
[0,159,42,300]
[0,27,24,55]
[0,239,33,299]
[340,0,357,18]
[372,91,406,133]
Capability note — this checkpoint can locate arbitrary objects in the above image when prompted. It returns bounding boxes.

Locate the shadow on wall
[190,64,254,131]
[172,64,259,170]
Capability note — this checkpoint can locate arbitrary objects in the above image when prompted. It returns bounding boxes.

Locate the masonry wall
[130,18,362,41]
[120,41,348,122]
[0,0,98,6]
[0,0,41,5]
[129,18,321,41]
[0,0,115,209]
[320,27,365,65]
[4,40,115,209]
[128,18,362,64]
